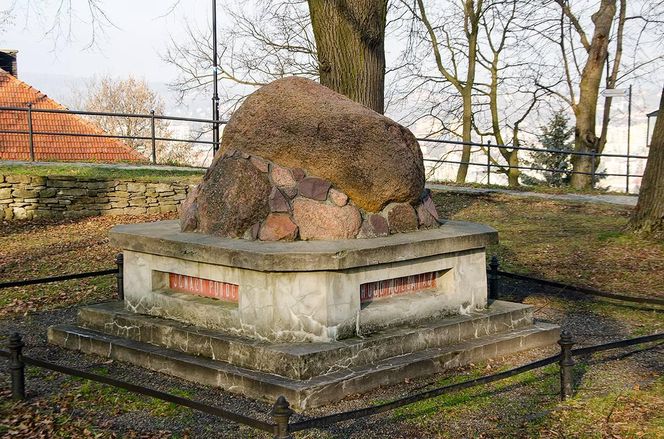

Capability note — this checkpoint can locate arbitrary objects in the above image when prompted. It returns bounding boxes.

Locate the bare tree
[165,0,390,114]
[474,0,546,187]
[78,76,196,165]
[536,0,664,189]
[163,0,317,115]
[401,0,486,183]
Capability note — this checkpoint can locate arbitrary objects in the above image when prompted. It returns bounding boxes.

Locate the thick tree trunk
[629,91,664,235]
[307,0,387,114]
[569,0,616,189]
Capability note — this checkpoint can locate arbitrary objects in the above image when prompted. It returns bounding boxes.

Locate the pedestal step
[48,319,558,410]
[75,300,535,380]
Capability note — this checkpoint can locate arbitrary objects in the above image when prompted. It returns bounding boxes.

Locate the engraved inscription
[168,273,239,303]
[360,271,438,303]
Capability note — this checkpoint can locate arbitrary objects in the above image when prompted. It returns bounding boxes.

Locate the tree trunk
[456,89,473,183]
[569,0,616,189]
[307,0,387,114]
[455,0,481,183]
[506,150,520,187]
[629,90,664,235]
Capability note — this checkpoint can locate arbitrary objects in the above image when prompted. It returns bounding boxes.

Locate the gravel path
[1,278,662,438]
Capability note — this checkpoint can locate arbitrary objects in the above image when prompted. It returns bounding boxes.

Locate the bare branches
[553,0,591,52]
[163,0,317,109]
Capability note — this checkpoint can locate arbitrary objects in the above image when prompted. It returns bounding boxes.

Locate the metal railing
[418,138,648,193]
[1,255,663,437]
[0,105,227,165]
[2,330,662,438]
[1,105,648,192]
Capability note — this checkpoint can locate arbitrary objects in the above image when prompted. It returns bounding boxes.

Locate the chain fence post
[486,140,492,186]
[271,395,293,439]
[8,332,26,401]
[27,103,35,162]
[558,330,575,400]
[115,253,124,301]
[150,110,157,164]
[488,255,499,300]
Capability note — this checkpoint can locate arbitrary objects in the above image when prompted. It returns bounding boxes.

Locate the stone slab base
[48,301,559,409]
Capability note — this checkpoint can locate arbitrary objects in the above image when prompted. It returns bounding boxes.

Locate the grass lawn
[1,192,662,438]
[429,179,637,197]
[0,163,205,184]
[434,192,664,299]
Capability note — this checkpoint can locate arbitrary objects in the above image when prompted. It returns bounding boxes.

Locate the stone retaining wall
[0,175,192,221]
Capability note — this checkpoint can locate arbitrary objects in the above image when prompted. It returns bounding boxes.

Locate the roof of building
[0,70,146,162]
[647,109,659,118]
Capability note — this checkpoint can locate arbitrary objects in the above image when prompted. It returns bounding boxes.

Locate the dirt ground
[1,192,662,438]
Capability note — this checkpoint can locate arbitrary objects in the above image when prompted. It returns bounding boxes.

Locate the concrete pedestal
[48,219,560,408]
[109,220,498,342]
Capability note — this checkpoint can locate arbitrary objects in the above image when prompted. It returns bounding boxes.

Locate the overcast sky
[0,0,217,82]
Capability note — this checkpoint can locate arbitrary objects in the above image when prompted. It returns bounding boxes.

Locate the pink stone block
[259,213,298,241]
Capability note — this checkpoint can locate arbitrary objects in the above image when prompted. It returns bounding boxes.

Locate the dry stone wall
[0,174,192,221]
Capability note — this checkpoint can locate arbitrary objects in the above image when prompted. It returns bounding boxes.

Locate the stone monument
[49,77,558,409]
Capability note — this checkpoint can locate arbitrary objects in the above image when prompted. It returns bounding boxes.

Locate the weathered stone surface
[417,199,438,228]
[249,156,269,173]
[282,186,298,199]
[12,188,38,198]
[385,203,418,233]
[271,165,296,188]
[292,198,361,240]
[329,188,348,207]
[127,182,146,193]
[358,214,390,238]
[259,213,298,241]
[5,175,31,184]
[268,187,290,212]
[179,156,271,237]
[244,222,260,240]
[298,177,331,201]
[220,77,425,212]
[39,188,57,198]
[291,168,306,181]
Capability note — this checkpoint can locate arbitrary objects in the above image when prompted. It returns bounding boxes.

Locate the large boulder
[220,77,425,212]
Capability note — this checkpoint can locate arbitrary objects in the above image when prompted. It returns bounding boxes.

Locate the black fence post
[488,255,499,300]
[558,330,575,401]
[27,103,35,162]
[150,110,156,164]
[115,253,124,301]
[8,332,26,401]
[271,396,293,439]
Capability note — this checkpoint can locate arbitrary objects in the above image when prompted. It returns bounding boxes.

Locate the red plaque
[168,273,239,303]
[360,271,437,303]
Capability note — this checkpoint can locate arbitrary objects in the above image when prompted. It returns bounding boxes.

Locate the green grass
[536,377,664,438]
[429,179,632,196]
[73,379,194,418]
[433,192,664,299]
[1,191,662,438]
[0,163,205,183]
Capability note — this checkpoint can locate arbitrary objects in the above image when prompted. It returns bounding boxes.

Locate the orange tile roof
[0,70,147,162]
